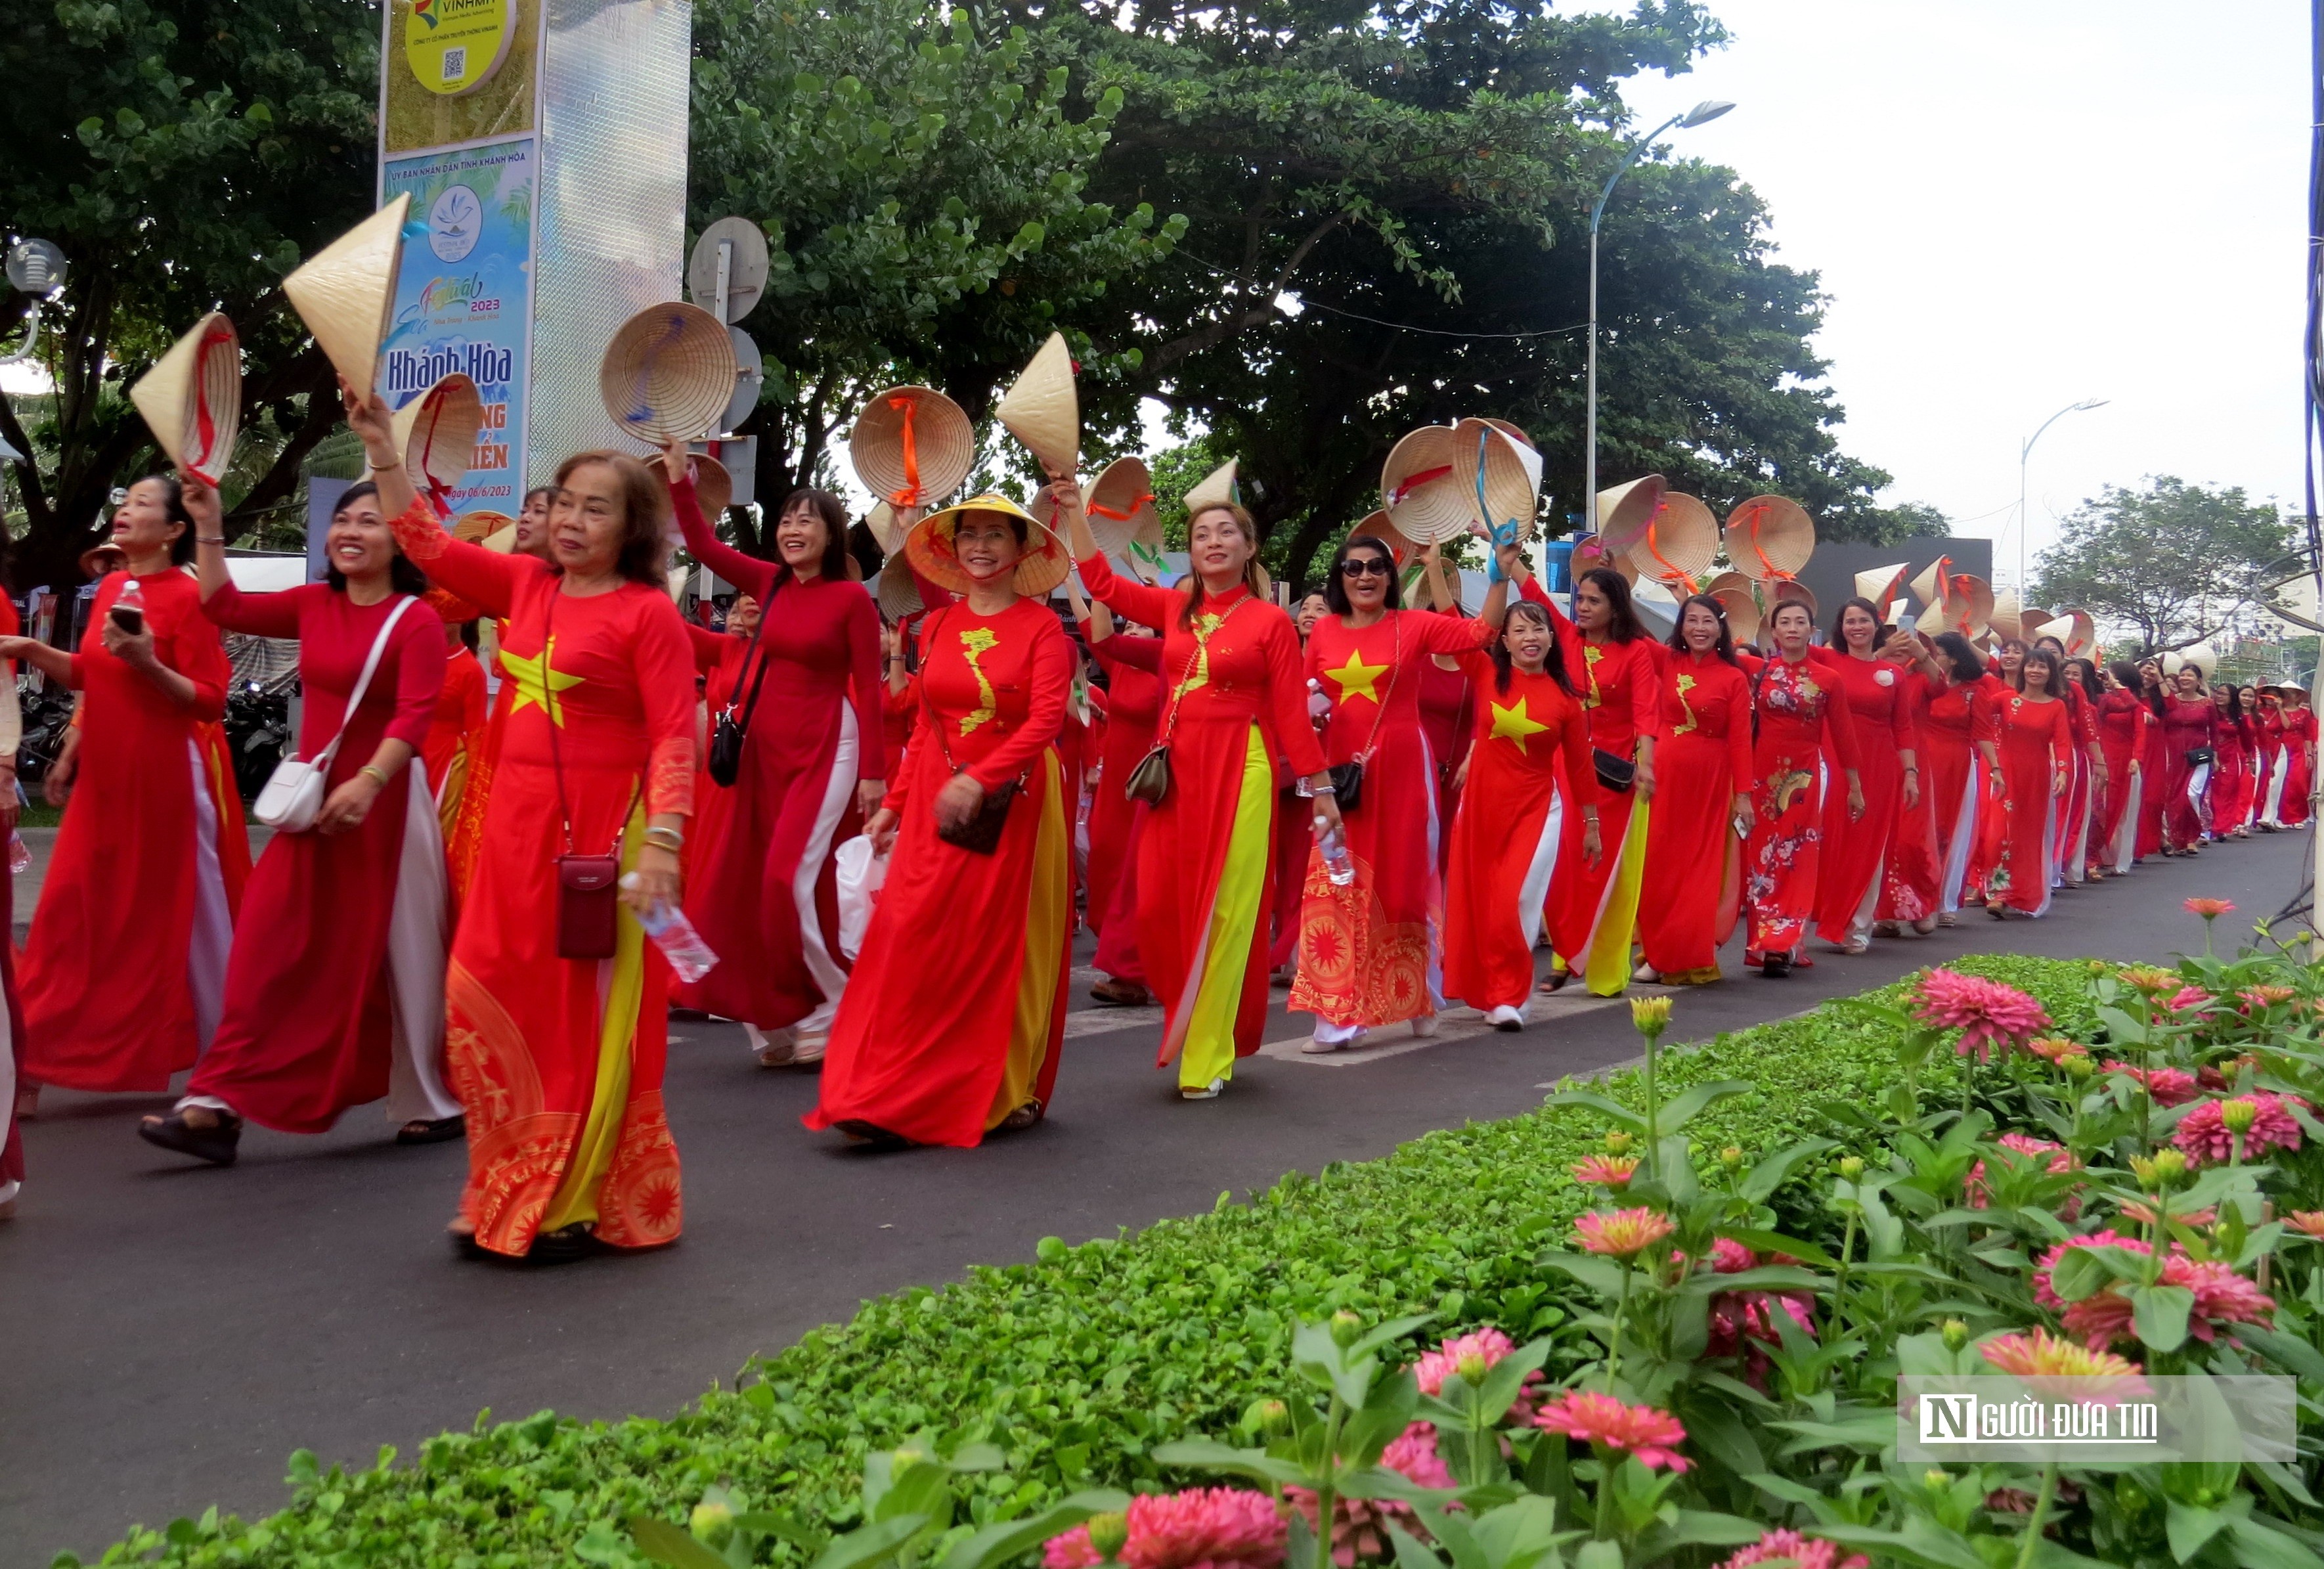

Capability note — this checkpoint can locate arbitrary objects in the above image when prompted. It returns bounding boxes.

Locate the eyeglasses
[1340,558,1392,578]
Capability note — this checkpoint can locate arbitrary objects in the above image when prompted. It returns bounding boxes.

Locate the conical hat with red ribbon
[1627,492,1717,588]
[1571,532,1638,586]
[1086,456,1158,555]
[2035,609,2097,659]
[1381,426,1468,543]
[1854,563,1910,619]
[1722,495,1814,581]
[851,386,974,509]
[906,492,1071,598]
[1908,556,1954,615]
[377,374,483,506]
[129,313,241,484]
[1937,573,1996,638]
[1987,590,2025,644]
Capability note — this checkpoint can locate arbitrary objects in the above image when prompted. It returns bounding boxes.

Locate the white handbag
[253,596,420,832]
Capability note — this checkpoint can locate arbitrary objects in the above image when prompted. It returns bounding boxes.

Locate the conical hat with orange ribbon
[1596,475,1667,554]
[2034,609,2097,659]
[1086,456,1158,554]
[851,386,974,509]
[1908,556,1953,616]
[1854,563,1910,619]
[1571,531,1638,586]
[1722,496,1814,581]
[1626,492,1717,589]
[1937,573,1996,639]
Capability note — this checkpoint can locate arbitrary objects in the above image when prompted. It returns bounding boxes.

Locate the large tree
[2030,476,2296,655]
[0,0,379,591]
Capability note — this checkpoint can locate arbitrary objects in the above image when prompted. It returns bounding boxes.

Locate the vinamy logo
[413,0,437,26]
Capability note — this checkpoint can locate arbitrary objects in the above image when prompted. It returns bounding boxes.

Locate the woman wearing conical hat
[806,494,1076,1145]
[1064,481,1337,1097]
[662,456,885,1070]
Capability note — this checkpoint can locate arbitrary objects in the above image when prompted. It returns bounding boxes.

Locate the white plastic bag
[833,834,888,959]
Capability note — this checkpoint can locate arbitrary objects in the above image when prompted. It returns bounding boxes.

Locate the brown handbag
[543,594,626,960]
[921,609,1024,855]
[1123,596,1244,805]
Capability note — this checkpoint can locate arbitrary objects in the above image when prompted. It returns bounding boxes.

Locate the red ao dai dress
[1075,554,1326,1090]
[2095,690,2148,873]
[1293,610,1493,1043]
[1986,692,2074,915]
[1812,650,1919,946]
[1084,626,1164,987]
[1921,672,2005,912]
[1876,658,1942,926]
[2206,707,2249,838]
[1441,657,1591,1011]
[181,584,458,1134]
[2056,685,2098,881]
[2283,705,2317,826]
[2137,697,2170,856]
[1636,652,1754,983]
[0,596,28,1208]
[806,599,1074,1146]
[387,505,698,1257]
[670,478,883,1045]
[1738,653,1861,963]
[20,570,250,1094]
[2158,695,2218,852]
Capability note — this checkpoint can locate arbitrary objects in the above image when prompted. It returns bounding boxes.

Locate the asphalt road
[1,832,2308,1565]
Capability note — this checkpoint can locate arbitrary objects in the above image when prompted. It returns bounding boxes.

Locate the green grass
[72,956,2096,1569]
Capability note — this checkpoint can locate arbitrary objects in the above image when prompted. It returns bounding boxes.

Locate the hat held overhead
[850,386,973,509]
[599,301,738,447]
[994,332,1079,475]
[129,313,242,485]
[283,194,411,394]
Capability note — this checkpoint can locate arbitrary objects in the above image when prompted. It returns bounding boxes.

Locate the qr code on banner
[441,46,467,81]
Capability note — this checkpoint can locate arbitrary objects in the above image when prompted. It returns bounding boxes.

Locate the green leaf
[1656,1079,1754,1134]
[2233,1323,2324,1384]
[936,1492,1132,1569]
[2166,1501,2235,1562]
[1738,1139,1839,1204]
[807,1514,931,1569]
[2130,1283,2195,1353]
[1541,1089,1645,1133]
[2228,1516,2324,1569]
[630,1518,734,1569]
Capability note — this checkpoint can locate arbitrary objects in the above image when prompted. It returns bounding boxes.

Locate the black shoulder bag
[1324,612,1402,813]
[921,608,1022,855]
[707,583,776,788]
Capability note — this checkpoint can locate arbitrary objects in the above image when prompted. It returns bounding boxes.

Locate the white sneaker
[1631,962,1661,984]
[1409,1015,1439,1038]
[1841,934,1871,956]
[1485,1005,1525,1032]
[790,1029,829,1065]
[1181,1077,1225,1100]
[747,1023,796,1068]
[1300,1033,1342,1055]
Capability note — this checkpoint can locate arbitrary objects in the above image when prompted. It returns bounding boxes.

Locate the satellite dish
[724,326,763,435]
[687,217,770,325]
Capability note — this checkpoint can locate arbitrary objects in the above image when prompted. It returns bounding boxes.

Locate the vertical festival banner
[378,0,540,523]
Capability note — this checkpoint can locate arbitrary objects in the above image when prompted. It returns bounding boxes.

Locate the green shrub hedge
[75,956,2097,1569]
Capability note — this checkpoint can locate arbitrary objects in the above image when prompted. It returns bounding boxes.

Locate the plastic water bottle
[6,832,26,876]
[110,576,145,630]
[619,873,718,982]
[1315,818,1356,887]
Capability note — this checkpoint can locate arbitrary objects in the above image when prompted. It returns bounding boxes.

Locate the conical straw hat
[1571,532,1637,586]
[79,541,129,579]
[1451,418,1543,543]
[1183,458,1242,518]
[452,510,512,546]
[1939,573,1995,638]
[2019,606,2054,637]
[655,453,732,542]
[875,564,925,621]
[1706,570,1761,644]
[1770,577,1818,620]
[1346,510,1411,568]
[994,332,1079,475]
[380,374,483,502]
[599,301,737,445]
[865,501,906,558]
[850,386,973,508]
[1594,474,1667,554]
[1627,491,1717,586]
[129,313,241,483]
[1908,556,1953,613]
[1987,590,2024,643]
[1854,563,1909,617]
[1722,495,1814,581]
[1481,418,1535,449]
[906,493,1071,598]
[1380,426,1466,543]
[1086,456,1160,556]
[2035,609,2097,659]
[283,194,410,393]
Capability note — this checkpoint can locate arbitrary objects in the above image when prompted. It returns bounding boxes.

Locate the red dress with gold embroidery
[1293,609,1492,1033]
[1988,692,2073,914]
[1736,652,1860,960]
[387,502,697,1256]
[1811,648,1919,943]
[1637,650,1753,979]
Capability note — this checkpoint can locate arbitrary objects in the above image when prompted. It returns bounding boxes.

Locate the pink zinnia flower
[2101,1061,2201,1107]
[1912,969,2051,1061]
[2162,986,2212,1014]
[1967,1134,2081,1216]
[2184,898,2237,919]
[1283,1425,1449,1566]
[1533,1391,1692,1472]
[2118,1200,2216,1227]
[2287,1210,2324,1238]
[1570,1155,1640,1189]
[2240,986,2298,1012]
[1409,1327,1544,1421]
[1712,1529,1868,1569]
[2173,1092,2308,1165]
[2059,1255,2275,1352]
[2026,1036,2082,1063]
[2033,1231,2151,1310]
[1981,1327,2145,1384]
[1575,1208,1675,1258]
[1045,1490,1287,1569]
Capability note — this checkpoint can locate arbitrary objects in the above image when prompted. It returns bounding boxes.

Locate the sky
[1569,0,2313,592]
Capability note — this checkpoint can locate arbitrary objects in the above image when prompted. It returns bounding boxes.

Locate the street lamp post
[2016,397,2107,595]
[1585,100,1732,532]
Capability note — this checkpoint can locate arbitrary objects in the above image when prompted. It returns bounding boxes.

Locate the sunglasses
[1340,558,1393,578]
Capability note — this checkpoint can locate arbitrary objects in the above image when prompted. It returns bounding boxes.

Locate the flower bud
[1838,1155,1866,1180]
[1329,1310,1364,1348]
[2221,1097,2258,1135]
[1721,1146,1744,1170]
[2062,1053,2095,1080]
[1630,995,1673,1032]
[1923,1469,1951,1493]
[1252,1398,1289,1436]
[1086,1513,1129,1561]
[1940,1318,1970,1352]
[690,1498,736,1547]
[1603,1130,1635,1155]
[2130,1148,2188,1189]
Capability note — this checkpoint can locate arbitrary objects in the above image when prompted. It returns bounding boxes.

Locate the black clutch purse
[937,776,1020,854]
[2185,746,2217,768]
[1327,760,1365,812]
[1592,747,1636,793]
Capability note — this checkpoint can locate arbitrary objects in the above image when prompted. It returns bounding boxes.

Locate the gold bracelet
[642,825,686,852]
[358,764,389,787]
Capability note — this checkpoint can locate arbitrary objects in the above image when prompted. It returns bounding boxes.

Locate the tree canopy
[2030,476,2296,656]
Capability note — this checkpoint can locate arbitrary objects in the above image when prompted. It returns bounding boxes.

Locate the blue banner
[380,135,535,519]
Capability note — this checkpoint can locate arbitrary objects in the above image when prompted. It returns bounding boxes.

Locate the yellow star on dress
[1325,648,1389,704]
[500,636,584,725]
[1489,696,1550,753]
